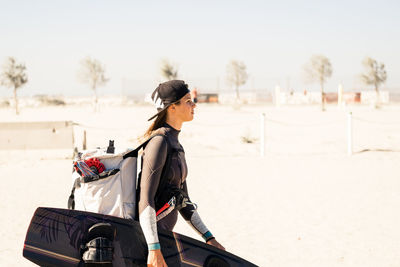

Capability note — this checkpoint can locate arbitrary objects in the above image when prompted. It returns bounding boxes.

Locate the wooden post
[338,83,343,107]
[83,130,87,150]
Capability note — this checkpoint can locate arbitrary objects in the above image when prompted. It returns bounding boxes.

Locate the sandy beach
[1,103,400,266]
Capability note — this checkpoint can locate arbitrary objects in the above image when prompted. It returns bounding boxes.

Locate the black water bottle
[106,140,115,154]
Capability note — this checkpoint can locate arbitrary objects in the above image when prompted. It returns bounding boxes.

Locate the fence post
[260,113,265,157]
[347,112,353,155]
[83,130,87,150]
[338,83,343,108]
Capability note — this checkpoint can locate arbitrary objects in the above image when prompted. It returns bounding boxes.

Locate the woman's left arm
[179,181,225,251]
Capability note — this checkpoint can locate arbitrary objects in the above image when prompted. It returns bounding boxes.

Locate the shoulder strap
[134,133,174,219]
[135,132,175,194]
[67,178,79,209]
[155,137,174,202]
[123,133,166,159]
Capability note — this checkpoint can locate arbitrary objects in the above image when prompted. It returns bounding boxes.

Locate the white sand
[1,103,400,266]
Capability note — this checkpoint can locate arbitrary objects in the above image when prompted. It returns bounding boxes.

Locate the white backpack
[68,139,155,220]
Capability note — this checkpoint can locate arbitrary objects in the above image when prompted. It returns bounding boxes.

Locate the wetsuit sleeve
[138,135,167,250]
[179,181,215,242]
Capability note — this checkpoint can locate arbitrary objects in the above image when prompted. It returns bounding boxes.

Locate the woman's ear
[168,105,175,112]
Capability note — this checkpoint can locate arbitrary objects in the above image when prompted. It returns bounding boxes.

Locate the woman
[138,80,224,267]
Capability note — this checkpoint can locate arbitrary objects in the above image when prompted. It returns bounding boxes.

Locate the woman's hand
[147,249,168,267]
[206,238,225,251]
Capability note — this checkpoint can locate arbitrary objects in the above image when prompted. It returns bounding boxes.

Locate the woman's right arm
[138,135,168,267]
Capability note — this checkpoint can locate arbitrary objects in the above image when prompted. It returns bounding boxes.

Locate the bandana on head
[152,91,165,110]
[148,80,190,121]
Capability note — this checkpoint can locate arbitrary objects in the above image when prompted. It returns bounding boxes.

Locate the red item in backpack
[84,158,105,174]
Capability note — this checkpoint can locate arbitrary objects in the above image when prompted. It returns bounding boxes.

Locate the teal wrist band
[148,243,161,250]
[202,231,213,241]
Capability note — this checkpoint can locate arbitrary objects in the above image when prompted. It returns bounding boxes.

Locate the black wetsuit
[138,124,213,250]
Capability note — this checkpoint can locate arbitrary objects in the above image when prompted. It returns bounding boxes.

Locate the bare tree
[226,60,248,100]
[303,55,332,111]
[160,59,178,81]
[78,57,109,111]
[361,57,387,108]
[0,57,28,115]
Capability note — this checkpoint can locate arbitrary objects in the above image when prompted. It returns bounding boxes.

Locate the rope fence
[352,117,400,125]
[71,112,399,157]
[260,112,399,157]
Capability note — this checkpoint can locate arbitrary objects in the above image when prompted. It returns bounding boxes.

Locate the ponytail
[143,109,168,140]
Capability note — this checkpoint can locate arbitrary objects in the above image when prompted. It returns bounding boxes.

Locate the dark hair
[143,109,167,140]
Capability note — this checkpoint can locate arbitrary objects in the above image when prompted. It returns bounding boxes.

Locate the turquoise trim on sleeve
[148,243,161,250]
[202,231,213,241]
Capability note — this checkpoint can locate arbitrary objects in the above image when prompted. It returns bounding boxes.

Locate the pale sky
[0,0,399,97]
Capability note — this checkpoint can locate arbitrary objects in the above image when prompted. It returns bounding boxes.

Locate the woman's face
[173,93,196,122]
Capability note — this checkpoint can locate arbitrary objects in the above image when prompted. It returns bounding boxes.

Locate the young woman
[138,80,224,267]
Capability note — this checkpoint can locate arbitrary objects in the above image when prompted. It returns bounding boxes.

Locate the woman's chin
[186,115,194,122]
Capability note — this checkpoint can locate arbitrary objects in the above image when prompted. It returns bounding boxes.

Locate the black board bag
[23,207,258,267]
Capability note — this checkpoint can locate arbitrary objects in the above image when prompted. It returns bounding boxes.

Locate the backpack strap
[134,133,180,212]
[123,134,165,159]
[68,178,79,209]
[154,137,175,208]
[135,133,176,220]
